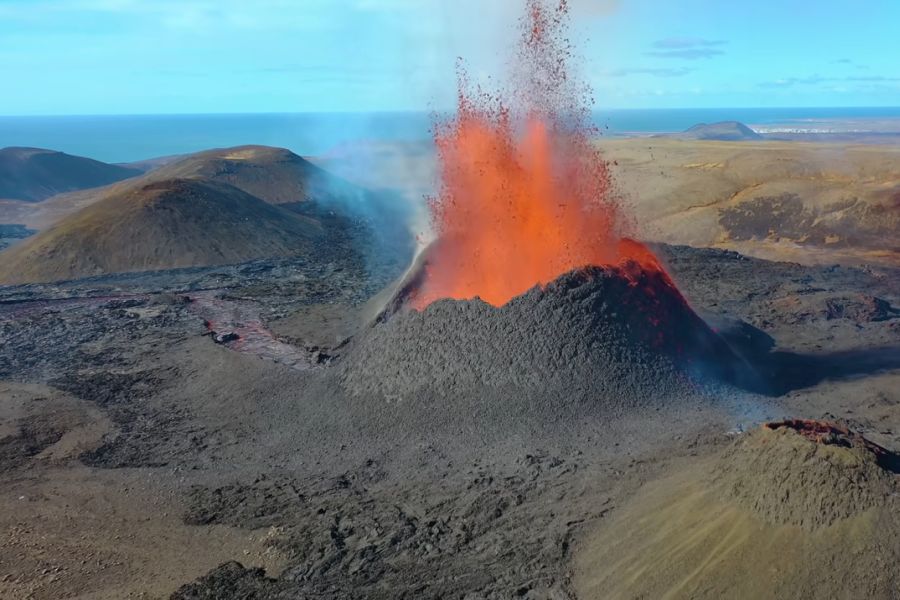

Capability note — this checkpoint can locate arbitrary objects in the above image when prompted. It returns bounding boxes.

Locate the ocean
[2,107,900,164]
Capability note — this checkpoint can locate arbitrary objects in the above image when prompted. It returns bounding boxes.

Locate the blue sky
[1,0,898,115]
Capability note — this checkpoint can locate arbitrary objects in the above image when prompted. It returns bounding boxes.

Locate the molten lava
[411,0,664,309]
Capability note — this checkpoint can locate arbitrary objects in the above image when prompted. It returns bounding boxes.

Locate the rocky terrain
[1,240,898,599]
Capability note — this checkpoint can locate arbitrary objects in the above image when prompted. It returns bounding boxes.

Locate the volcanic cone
[339,261,737,418]
[574,421,900,599]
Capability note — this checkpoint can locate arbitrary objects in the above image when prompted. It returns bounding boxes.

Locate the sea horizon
[2,106,900,164]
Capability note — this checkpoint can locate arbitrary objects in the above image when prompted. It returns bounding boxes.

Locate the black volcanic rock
[0,147,141,201]
[171,562,284,599]
[338,264,741,419]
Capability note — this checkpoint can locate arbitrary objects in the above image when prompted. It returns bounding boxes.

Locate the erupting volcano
[341,0,747,415]
[411,0,663,309]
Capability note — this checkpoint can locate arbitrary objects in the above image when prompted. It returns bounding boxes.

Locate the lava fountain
[411,0,665,309]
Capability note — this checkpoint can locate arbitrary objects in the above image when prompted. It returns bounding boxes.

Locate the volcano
[339,258,739,417]
[575,421,900,598]
[339,0,743,414]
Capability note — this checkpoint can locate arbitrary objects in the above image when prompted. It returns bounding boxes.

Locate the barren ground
[1,240,898,599]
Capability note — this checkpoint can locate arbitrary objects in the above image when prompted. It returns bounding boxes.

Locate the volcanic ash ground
[337,263,740,427]
[575,420,900,599]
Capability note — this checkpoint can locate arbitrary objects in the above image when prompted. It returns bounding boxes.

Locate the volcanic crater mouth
[765,419,900,471]
[765,419,861,446]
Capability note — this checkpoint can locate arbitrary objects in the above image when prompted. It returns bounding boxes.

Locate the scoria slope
[338,261,743,426]
[0,178,325,284]
[144,145,361,207]
[575,421,900,599]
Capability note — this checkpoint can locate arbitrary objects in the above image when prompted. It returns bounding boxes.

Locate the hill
[575,421,900,598]
[0,147,141,202]
[0,178,324,284]
[0,146,415,253]
[0,145,416,284]
[672,121,763,141]
[146,145,360,206]
[141,146,415,278]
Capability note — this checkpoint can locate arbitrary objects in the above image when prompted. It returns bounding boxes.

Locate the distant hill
[3,145,390,230]
[139,146,416,276]
[0,178,325,284]
[0,145,417,284]
[0,147,141,202]
[673,121,763,141]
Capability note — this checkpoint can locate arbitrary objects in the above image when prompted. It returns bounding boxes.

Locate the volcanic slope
[575,420,900,599]
[2,145,410,232]
[0,146,415,284]
[338,261,741,433]
[145,146,414,265]
[0,178,324,284]
[145,145,361,206]
[0,147,140,202]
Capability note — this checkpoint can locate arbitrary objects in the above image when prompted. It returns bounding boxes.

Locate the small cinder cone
[575,421,900,599]
[716,420,898,528]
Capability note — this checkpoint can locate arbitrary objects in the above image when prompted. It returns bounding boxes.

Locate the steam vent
[574,421,900,598]
[339,260,738,417]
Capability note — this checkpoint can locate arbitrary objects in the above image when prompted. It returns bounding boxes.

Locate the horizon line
[3,106,900,119]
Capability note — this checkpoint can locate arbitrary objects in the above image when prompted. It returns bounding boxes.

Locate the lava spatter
[412,0,664,309]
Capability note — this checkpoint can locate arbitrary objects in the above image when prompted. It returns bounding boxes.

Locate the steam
[303,0,624,285]
[306,146,431,282]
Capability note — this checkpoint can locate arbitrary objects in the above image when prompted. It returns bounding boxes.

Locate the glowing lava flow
[411,0,665,309]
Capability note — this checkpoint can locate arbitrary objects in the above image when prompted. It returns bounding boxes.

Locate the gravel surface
[1,244,898,599]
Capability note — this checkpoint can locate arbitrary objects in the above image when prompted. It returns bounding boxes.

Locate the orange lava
[411,0,663,309]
